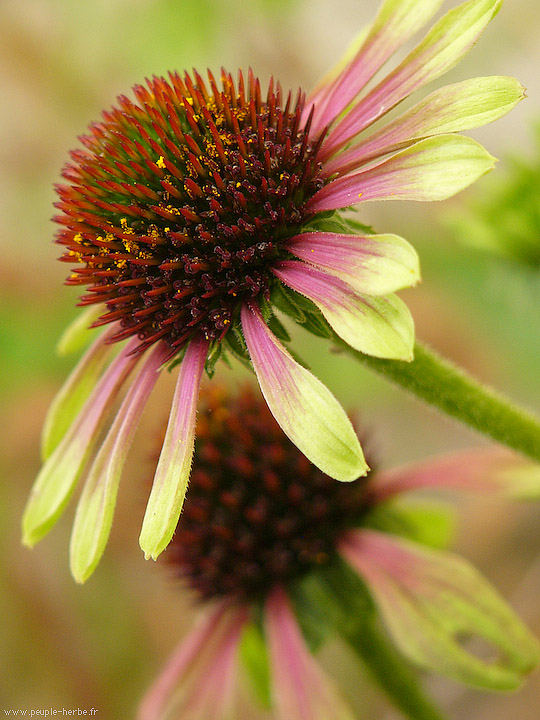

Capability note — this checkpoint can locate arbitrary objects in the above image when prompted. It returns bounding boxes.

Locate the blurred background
[2,0,540,716]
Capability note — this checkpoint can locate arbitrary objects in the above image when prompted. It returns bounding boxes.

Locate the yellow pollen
[156,156,166,169]
[358,192,363,199]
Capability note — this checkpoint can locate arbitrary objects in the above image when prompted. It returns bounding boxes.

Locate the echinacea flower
[23,0,524,576]
[137,386,540,720]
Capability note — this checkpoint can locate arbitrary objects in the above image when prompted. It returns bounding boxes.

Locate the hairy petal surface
[309,135,495,213]
[70,343,168,583]
[340,529,539,689]
[137,602,248,720]
[241,302,367,481]
[323,0,503,156]
[367,447,540,504]
[274,262,414,360]
[285,231,420,296]
[326,76,524,176]
[22,339,139,547]
[265,587,355,720]
[139,337,209,561]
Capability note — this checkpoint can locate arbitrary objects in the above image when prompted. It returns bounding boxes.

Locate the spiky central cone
[166,388,371,601]
[56,69,325,355]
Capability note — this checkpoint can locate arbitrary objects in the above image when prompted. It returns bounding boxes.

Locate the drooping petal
[340,529,539,689]
[325,76,524,176]
[241,302,367,482]
[309,135,495,213]
[285,231,420,296]
[41,326,114,460]
[139,336,209,561]
[22,339,140,548]
[322,0,504,156]
[70,342,169,583]
[274,262,414,361]
[265,587,356,720]
[137,602,248,720]
[367,447,540,504]
[56,305,103,356]
[308,0,444,136]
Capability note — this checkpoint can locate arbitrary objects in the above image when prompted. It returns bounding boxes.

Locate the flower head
[138,386,540,720]
[23,0,523,576]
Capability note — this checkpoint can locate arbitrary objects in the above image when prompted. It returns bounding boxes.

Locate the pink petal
[265,587,355,720]
[137,602,248,720]
[306,0,444,137]
[367,447,540,504]
[322,0,503,157]
[139,336,209,560]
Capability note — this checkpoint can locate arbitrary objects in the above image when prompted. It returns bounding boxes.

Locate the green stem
[335,336,540,463]
[297,562,449,720]
[340,616,449,720]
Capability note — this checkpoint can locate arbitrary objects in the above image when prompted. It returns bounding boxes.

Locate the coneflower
[23,0,523,578]
[137,386,539,720]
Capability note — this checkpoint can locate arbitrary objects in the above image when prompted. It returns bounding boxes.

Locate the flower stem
[297,561,449,720]
[335,336,540,463]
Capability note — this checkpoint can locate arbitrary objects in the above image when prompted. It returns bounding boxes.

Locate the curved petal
[41,326,114,460]
[368,447,540,504]
[137,602,248,720]
[69,342,168,583]
[308,0,444,136]
[309,135,495,213]
[56,305,103,356]
[323,0,503,157]
[241,302,367,482]
[326,76,525,176]
[274,262,414,360]
[139,336,209,560]
[22,339,140,548]
[265,587,355,720]
[285,231,420,296]
[340,529,539,690]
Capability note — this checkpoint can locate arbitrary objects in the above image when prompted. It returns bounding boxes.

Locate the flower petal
[326,76,525,176]
[309,0,444,136]
[340,529,539,689]
[139,336,209,561]
[368,447,540,504]
[137,602,248,720]
[22,339,140,548]
[56,305,103,356]
[41,327,114,460]
[309,135,495,213]
[323,0,504,156]
[265,587,356,720]
[274,262,414,360]
[241,302,367,482]
[285,231,420,296]
[69,343,168,583]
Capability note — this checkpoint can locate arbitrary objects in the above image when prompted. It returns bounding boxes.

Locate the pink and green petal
[274,262,414,360]
[69,343,168,583]
[241,302,367,482]
[310,0,444,136]
[367,447,540,504]
[22,339,140,548]
[265,587,356,720]
[139,336,209,561]
[340,529,539,690]
[323,0,503,156]
[285,231,420,296]
[137,602,248,720]
[41,326,114,460]
[309,135,495,213]
[326,76,525,176]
